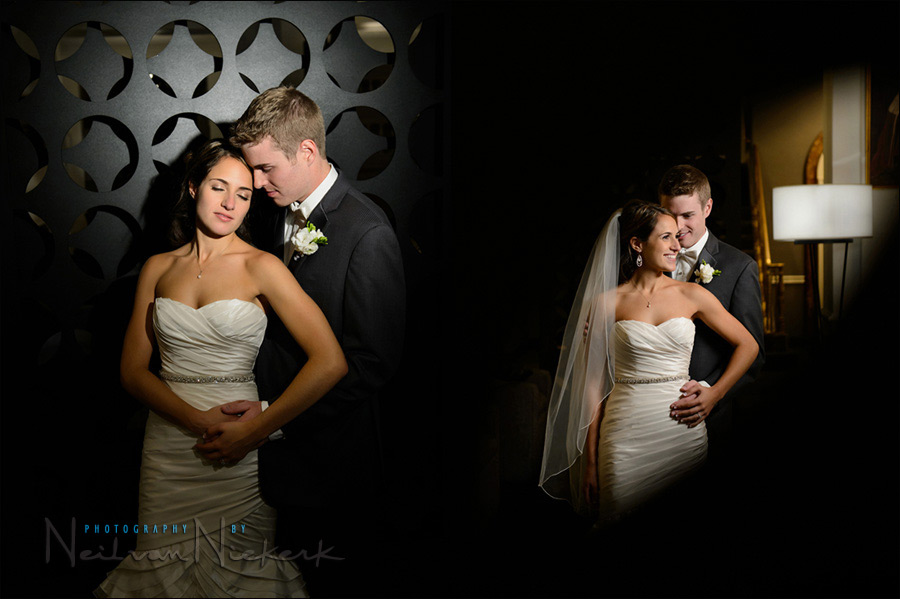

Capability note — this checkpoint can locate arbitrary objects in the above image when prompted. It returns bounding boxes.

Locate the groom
[659,164,765,456]
[226,87,405,593]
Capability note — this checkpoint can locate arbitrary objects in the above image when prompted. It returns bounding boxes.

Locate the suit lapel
[288,190,336,275]
[692,231,726,304]
[683,231,719,285]
[698,231,720,271]
[306,202,330,232]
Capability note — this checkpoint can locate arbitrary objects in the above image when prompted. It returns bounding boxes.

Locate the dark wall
[1,2,449,596]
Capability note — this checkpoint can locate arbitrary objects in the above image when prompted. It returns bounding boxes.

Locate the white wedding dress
[95,298,307,598]
[595,317,707,522]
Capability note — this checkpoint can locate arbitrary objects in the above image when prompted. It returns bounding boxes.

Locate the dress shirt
[281,164,338,264]
[674,228,710,282]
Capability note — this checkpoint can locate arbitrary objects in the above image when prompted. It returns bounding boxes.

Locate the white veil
[539,210,621,515]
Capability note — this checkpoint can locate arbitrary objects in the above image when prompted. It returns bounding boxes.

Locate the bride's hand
[187,406,239,437]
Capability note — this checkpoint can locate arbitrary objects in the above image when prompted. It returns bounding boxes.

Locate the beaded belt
[159,371,255,384]
[614,374,688,385]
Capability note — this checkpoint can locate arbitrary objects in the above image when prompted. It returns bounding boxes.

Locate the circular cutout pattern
[152,113,224,175]
[62,116,138,192]
[2,23,40,101]
[55,22,133,101]
[147,20,221,98]
[365,193,396,231]
[323,17,394,93]
[409,15,445,90]
[326,107,395,180]
[4,118,48,193]
[68,205,143,280]
[236,19,308,93]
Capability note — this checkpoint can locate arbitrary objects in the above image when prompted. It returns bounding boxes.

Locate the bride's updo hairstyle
[618,199,674,283]
[169,139,253,248]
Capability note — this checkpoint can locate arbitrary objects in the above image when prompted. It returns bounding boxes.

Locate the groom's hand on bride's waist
[220,399,262,422]
[669,379,715,428]
[194,419,268,465]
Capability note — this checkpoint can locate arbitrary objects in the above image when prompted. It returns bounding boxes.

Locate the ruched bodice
[154,298,266,378]
[614,317,694,380]
[595,316,706,524]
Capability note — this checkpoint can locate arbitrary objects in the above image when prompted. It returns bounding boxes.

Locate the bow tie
[678,246,700,262]
[287,203,306,228]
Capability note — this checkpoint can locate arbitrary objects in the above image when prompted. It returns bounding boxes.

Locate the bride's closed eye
[211,185,250,201]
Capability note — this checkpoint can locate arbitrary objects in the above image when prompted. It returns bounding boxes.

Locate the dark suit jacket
[688,231,765,434]
[252,173,406,509]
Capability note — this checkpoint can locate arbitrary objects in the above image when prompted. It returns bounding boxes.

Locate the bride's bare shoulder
[675,279,717,305]
[134,246,188,292]
[142,245,187,271]
[666,278,694,292]
[611,282,634,310]
[242,242,287,273]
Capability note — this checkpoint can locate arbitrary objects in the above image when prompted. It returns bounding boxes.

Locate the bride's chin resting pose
[95,140,346,598]
[539,199,757,525]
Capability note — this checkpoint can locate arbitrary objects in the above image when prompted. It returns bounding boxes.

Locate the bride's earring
[636,253,643,268]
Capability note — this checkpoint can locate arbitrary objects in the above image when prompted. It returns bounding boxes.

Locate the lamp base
[797,239,852,336]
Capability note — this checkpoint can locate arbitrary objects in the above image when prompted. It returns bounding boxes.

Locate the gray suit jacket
[688,231,764,433]
[253,173,406,508]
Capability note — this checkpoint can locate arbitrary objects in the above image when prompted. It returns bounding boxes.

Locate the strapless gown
[595,318,707,522]
[95,298,307,598]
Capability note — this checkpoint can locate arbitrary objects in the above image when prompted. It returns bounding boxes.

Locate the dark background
[2,1,899,597]
[447,1,898,598]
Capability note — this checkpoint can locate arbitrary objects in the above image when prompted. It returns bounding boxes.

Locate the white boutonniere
[693,260,722,284]
[291,221,328,256]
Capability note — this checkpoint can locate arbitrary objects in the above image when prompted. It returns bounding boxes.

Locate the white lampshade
[772,184,873,241]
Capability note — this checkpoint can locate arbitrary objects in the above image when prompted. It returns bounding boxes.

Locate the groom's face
[660,192,711,250]
[242,136,312,208]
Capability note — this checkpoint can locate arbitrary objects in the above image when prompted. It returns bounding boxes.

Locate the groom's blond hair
[230,86,327,161]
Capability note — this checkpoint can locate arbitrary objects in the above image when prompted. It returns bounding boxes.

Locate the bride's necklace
[195,236,235,279]
[631,280,658,308]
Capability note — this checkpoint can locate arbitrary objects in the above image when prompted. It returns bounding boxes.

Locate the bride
[95,140,346,597]
[539,200,757,524]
